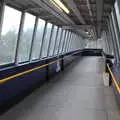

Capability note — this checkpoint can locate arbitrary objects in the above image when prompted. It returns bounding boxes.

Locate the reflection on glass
[18,13,35,63]
[31,19,46,60]
[54,28,62,55]
[41,22,52,58]
[0,6,21,65]
[59,30,66,53]
[49,25,58,56]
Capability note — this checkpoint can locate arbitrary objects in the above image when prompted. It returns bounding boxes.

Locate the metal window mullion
[105,31,111,53]
[66,32,71,52]
[108,18,118,60]
[76,35,78,50]
[116,0,120,31]
[106,20,114,54]
[103,31,108,53]
[69,33,73,51]
[61,30,68,53]
[0,0,5,37]
[109,15,120,61]
[15,12,25,64]
[110,16,119,56]
[74,34,77,50]
[63,31,69,53]
[107,25,116,56]
[104,31,110,53]
[59,30,66,54]
[47,24,54,57]
[39,21,47,59]
[111,9,120,57]
[65,32,71,52]
[29,17,38,61]
[68,33,73,52]
[70,34,73,51]
[65,31,70,52]
[106,31,112,53]
[57,29,63,54]
[113,8,120,54]
[72,34,75,50]
[109,17,117,55]
[52,27,59,56]
[76,36,78,50]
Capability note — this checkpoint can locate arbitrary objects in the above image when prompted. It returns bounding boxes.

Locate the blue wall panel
[0,50,82,106]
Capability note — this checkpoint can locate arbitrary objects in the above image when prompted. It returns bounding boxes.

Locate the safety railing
[107,64,120,94]
[0,51,80,84]
[102,51,120,94]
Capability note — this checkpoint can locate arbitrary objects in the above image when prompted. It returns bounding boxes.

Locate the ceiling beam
[43,0,75,25]
[31,0,74,25]
[96,0,104,38]
[62,25,93,30]
[65,0,86,24]
[86,0,93,22]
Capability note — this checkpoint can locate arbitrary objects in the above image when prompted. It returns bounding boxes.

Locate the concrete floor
[0,56,120,120]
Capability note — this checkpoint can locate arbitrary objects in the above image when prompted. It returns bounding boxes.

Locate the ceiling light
[50,0,62,12]
[50,0,70,14]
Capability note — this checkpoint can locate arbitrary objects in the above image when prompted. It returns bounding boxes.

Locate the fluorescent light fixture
[50,0,70,14]
[50,0,62,12]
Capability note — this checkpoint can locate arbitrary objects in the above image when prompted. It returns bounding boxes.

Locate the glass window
[66,32,72,52]
[54,28,62,55]
[31,18,46,60]
[41,22,53,58]
[59,30,66,53]
[115,1,120,31]
[66,32,71,52]
[17,13,36,63]
[48,25,58,56]
[62,31,69,53]
[0,6,21,65]
[67,33,73,52]
[74,35,77,50]
[71,34,75,51]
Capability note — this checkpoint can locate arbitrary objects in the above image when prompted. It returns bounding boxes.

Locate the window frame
[61,30,69,53]
[41,21,53,59]
[17,12,36,64]
[47,25,58,57]
[0,5,22,66]
[58,30,66,54]
[30,18,46,61]
[65,32,72,53]
[0,5,86,69]
[57,29,63,55]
